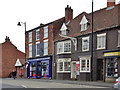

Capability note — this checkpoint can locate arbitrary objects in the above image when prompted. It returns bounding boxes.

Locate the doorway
[71,61,76,79]
[97,59,103,80]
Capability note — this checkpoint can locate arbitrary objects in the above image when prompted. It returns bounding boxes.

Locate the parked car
[114,77,120,89]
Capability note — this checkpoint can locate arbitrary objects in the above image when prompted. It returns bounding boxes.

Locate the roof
[54,4,120,41]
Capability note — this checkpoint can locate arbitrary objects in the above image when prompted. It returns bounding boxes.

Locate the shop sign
[76,61,80,75]
[104,52,120,57]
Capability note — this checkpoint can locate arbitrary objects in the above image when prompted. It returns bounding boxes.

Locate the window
[30,63,36,77]
[44,26,48,38]
[80,15,89,31]
[60,23,67,35]
[57,58,71,72]
[57,41,71,54]
[106,58,118,78]
[29,32,32,42]
[97,33,106,50]
[118,31,120,47]
[36,29,40,41]
[29,44,32,58]
[44,40,48,55]
[36,42,40,56]
[81,24,88,31]
[80,57,90,72]
[82,37,89,51]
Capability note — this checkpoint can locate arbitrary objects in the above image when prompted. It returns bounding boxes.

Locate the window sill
[57,52,71,55]
[36,55,40,57]
[57,71,71,73]
[97,48,105,50]
[117,45,120,48]
[82,50,89,52]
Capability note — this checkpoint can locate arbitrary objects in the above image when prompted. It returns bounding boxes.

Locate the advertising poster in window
[76,61,80,75]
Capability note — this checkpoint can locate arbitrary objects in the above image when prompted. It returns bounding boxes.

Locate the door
[97,59,103,80]
[71,61,76,79]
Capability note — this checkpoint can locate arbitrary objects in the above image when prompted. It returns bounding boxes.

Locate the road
[1,78,108,88]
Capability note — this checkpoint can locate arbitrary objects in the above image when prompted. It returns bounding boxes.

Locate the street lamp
[91,0,94,81]
[17,21,27,77]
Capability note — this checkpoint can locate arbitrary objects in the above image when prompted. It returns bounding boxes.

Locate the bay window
[57,58,71,72]
[80,57,90,72]
[57,41,71,54]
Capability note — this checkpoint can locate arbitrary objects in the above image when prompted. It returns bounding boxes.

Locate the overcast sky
[0,0,119,53]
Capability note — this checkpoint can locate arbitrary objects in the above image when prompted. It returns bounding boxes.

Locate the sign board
[76,61,80,75]
[104,52,120,57]
[15,58,22,67]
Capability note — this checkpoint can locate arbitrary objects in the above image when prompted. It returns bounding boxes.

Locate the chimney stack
[65,5,73,23]
[107,0,115,8]
[5,36,10,42]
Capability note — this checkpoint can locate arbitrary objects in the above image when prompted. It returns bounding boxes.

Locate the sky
[0,0,119,53]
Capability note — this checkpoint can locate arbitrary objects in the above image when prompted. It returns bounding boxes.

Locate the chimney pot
[107,0,115,8]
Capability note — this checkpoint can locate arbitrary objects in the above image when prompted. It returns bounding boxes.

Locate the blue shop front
[27,57,52,79]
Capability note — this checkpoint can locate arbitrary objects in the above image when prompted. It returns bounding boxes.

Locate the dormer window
[80,15,89,31]
[60,23,68,35]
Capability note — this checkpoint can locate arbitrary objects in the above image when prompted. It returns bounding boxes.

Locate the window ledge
[117,45,120,48]
[57,71,71,73]
[57,52,71,55]
[97,48,105,50]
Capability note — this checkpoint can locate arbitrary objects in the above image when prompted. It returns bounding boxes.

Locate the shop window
[29,32,32,43]
[29,44,32,58]
[37,62,41,78]
[118,31,120,47]
[57,58,71,72]
[97,33,106,50]
[106,58,118,78]
[44,26,48,39]
[30,63,36,77]
[57,41,71,54]
[44,40,48,55]
[82,36,89,51]
[80,57,90,72]
[36,29,40,41]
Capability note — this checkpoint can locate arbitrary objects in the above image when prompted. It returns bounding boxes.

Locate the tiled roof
[54,4,120,41]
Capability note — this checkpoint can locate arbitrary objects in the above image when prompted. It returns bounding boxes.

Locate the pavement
[9,78,114,88]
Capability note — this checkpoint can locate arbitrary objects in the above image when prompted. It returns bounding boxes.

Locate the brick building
[54,0,120,82]
[0,36,25,78]
[25,5,73,79]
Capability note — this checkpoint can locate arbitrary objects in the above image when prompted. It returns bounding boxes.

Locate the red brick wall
[107,0,115,8]
[1,39,25,78]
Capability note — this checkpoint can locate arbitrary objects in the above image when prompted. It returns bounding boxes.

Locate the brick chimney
[65,5,73,23]
[107,0,115,8]
[5,36,10,42]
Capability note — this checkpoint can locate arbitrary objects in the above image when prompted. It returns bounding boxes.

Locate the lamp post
[17,21,27,77]
[91,0,94,81]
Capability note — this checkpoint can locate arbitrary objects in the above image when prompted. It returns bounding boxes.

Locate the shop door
[97,59,103,80]
[41,60,50,78]
[29,62,37,78]
[37,61,41,78]
[71,61,76,79]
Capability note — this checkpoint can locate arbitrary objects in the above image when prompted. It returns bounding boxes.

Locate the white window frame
[36,29,40,41]
[57,58,71,73]
[81,23,88,31]
[97,33,106,50]
[80,57,91,72]
[57,41,71,54]
[29,32,32,43]
[44,26,48,39]
[29,44,32,58]
[36,42,40,56]
[82,36,89,51]
[118,30,120,47]
[44,39,48,56]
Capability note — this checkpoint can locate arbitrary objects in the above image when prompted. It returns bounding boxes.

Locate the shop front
[103,50,120,82]
[27,57,52,79]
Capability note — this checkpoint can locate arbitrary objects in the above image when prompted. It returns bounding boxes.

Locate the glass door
[30,62,37,78]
